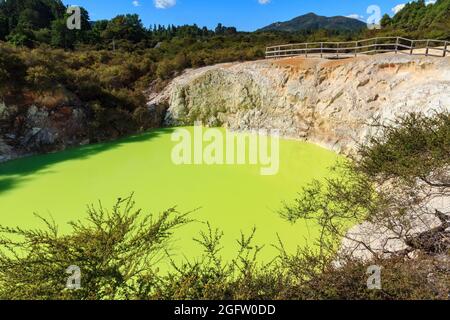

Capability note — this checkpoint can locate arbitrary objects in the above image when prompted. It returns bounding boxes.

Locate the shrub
[25,65,56,89]
[0,196,191,300]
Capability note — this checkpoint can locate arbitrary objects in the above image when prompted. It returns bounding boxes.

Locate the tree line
[1,0,449,154]
[380,0,450,39]
[0,0,279,49]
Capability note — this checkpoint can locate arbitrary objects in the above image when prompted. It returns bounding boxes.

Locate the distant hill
[258,12,366,32]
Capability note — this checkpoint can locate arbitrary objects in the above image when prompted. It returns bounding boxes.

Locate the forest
[0,0,449,152]
[0,1,363,146]
[1,0,448,147]
[1,0,449,49]
[380,0,450,38]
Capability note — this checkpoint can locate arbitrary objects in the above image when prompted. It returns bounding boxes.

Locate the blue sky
[63,0,428,31]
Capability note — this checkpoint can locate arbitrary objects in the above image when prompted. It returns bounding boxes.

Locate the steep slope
[149,54,450,154]
[258,12,366,32]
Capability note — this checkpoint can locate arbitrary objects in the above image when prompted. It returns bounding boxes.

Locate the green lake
[0,127,340,268]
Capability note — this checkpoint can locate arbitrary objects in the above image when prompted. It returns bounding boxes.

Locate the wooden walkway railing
[266,37,449,59]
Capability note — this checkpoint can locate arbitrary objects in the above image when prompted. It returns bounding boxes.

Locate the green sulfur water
[0,127,340,269]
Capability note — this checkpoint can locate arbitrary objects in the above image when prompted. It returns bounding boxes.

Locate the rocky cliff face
[149,54,450,259]
[150,53,450,154]
[0,102,87,162]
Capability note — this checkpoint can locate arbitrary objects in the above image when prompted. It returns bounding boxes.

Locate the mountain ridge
[258,12,367,32]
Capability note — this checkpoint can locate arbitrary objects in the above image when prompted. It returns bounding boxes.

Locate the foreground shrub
[0,196,191,300]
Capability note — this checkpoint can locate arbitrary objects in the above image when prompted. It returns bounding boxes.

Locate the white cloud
[426,0,436,5]
[258,0,271,4]
[132,0,140,7]
[154,0,176,9]
[392,3,406,14]
[346,14,364,21]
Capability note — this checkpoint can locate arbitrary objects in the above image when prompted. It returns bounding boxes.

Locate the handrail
[265,36,449,59]
[265,36,402,49]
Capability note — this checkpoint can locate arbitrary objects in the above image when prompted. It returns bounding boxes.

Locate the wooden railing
[266,37,449,59]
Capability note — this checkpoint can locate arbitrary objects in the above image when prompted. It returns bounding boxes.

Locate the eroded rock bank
[149,54,450,259]
[149,53,450,154]
[0,102,87,162]
[0,101,166,163]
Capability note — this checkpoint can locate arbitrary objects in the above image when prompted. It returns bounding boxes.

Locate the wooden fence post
[444,41,448,58]
[410,40,414,55]
[320,42,323,58]
[395,37,399,54]
[425,40,430,56]
[355,41,358,57]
